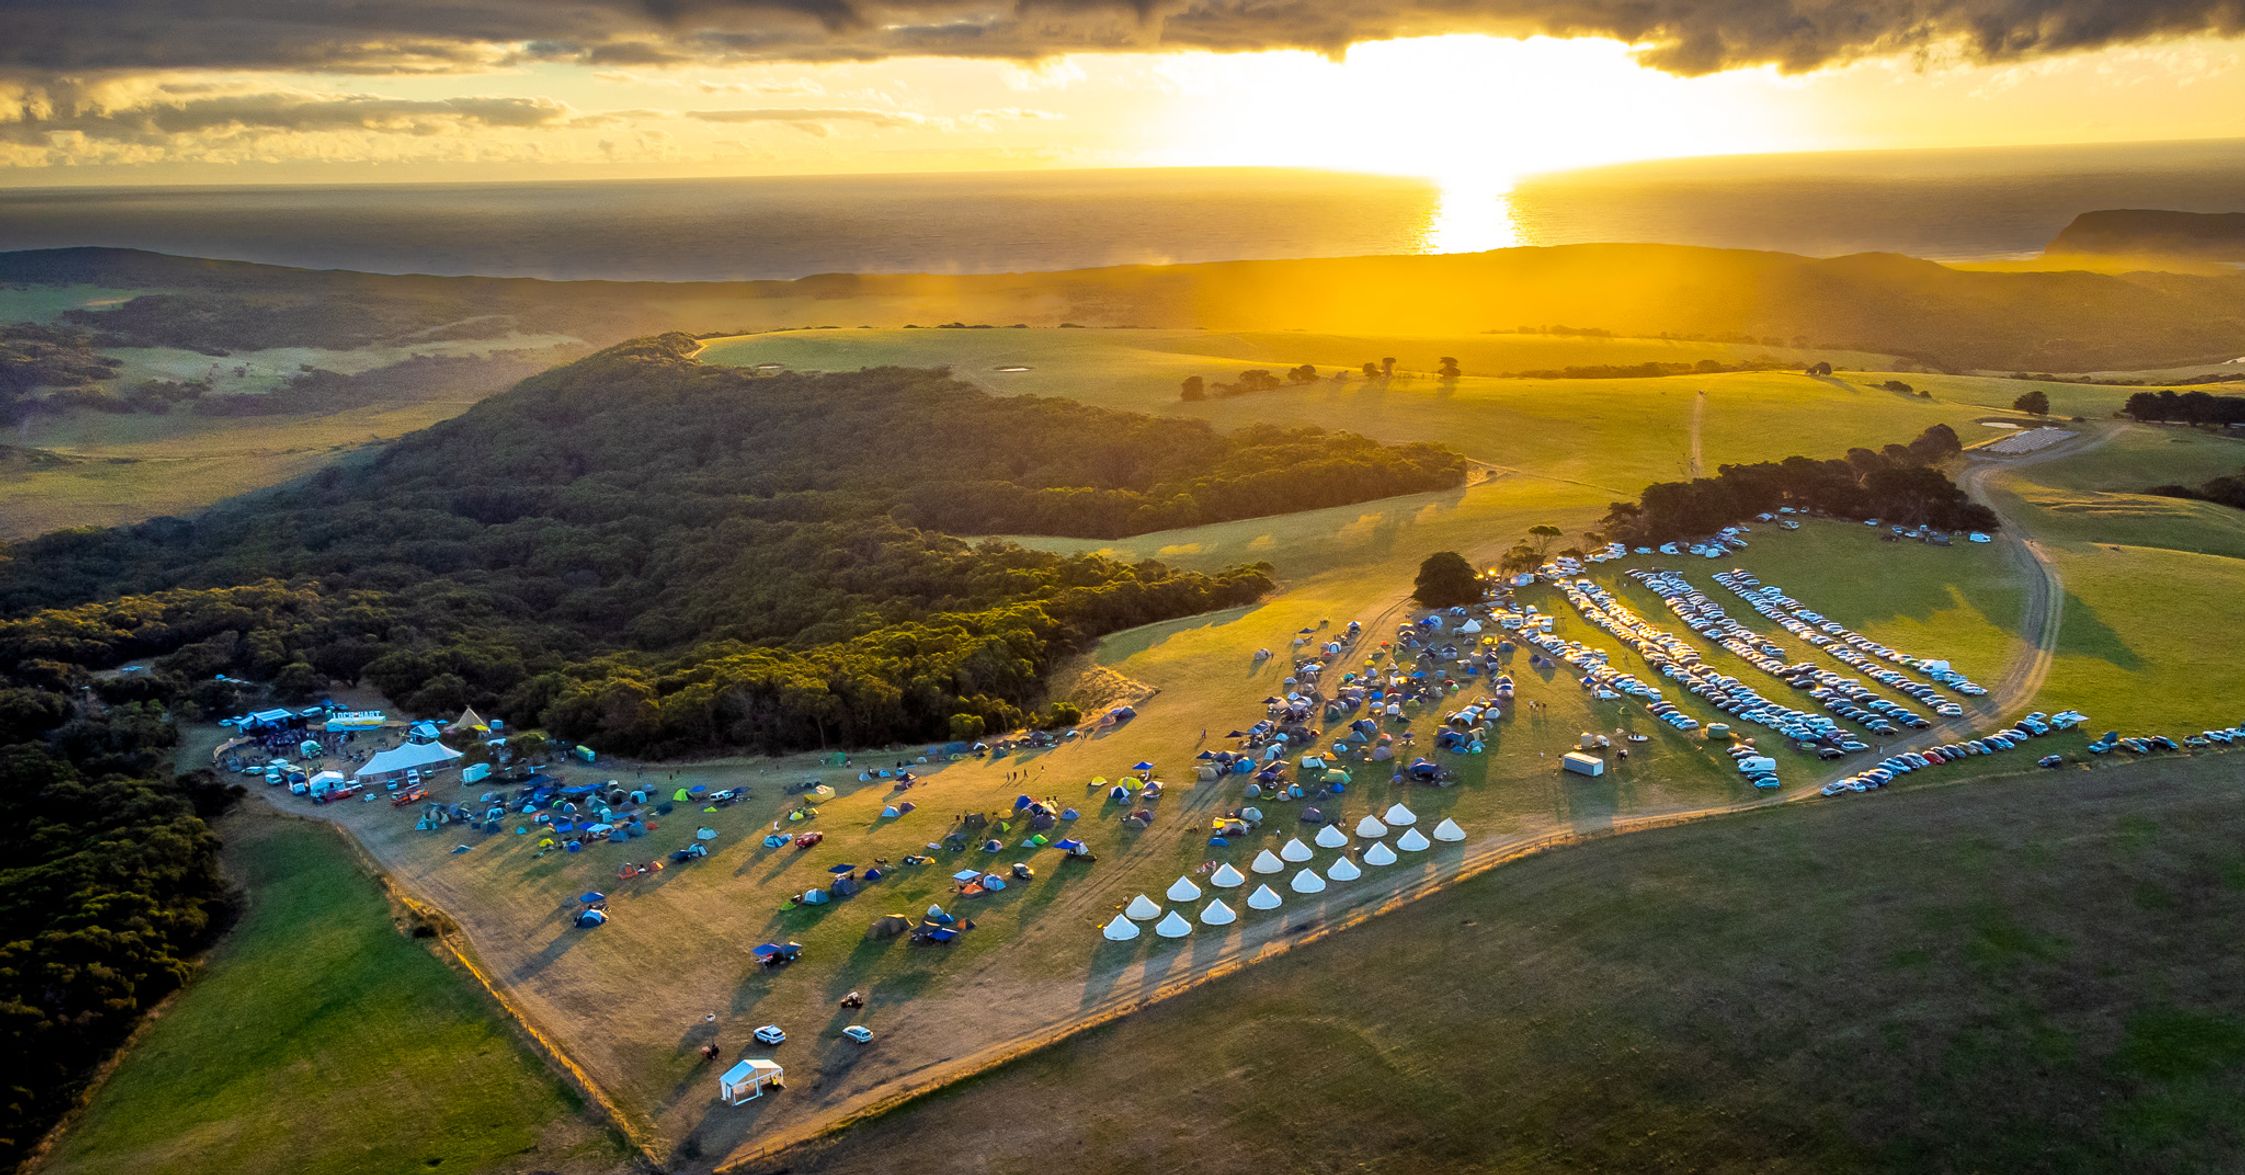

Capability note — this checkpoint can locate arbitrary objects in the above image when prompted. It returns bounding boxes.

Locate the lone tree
[1381,357,1398,379]
[1180,375,1205,401]
[1437,356,1462,379]
[1413,550,1482,606]
[1527,523,1564,559]
[1361,361,1380,379]
[2014,388,2051,416]
[1806,361,1833,377]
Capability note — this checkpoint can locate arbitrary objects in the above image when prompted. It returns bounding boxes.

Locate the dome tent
[1314,824,1349,849]
[1210,863,1247,888]
[1364,841,1399,866]
[1154,910,1193,938]
[1290,868,1327,894]
[1327,856,1363,882]
[1125,894,1162,920]
[1433,817,1467,842]
[1355,815,1389,839]
[1102,914,1141,941]
[1398,827,1432,851]
[1166,876,1203,902]
[1383,803,1418,826]
[1250,849,1285,874]
[1200,899,1237,926]
[1246,884,1283,911]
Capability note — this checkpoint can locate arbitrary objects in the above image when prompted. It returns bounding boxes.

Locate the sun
[1149,34,1812,190]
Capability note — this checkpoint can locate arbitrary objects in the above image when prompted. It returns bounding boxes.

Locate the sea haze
[2,139,2242,281]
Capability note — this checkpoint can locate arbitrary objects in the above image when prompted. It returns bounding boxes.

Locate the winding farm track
[724,426,2118,1170]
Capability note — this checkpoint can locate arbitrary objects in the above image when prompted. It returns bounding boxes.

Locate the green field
[777,753,2245,1175]
[39,813,625,1175]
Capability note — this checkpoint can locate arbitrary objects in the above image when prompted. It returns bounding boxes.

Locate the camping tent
[1125,894,1162,920]
[354,741,464,784]
[1166,876,1202,902]
[1355,815,1389,839]
[867,914,911,939]
[1382,803,1418,826]
[1250,849,1285,874]
[1200,899,1237,926]
[1154,910,1193,938]
[1398,827,1432,852]
[720,1058,784,1105]
[1314,824,1349,849]
[1327,856,1363,882]
[1364,841,1399,866]
[445,707,487,735]
[1209,863,1246,888]
[1289,868,1327,894]
[1433,818,1466,842]
[1246,884,1283,911]
[1102,914,1141,941]
[1279,837,1313,862]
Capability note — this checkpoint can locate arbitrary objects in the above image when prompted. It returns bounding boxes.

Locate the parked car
[841,1025,874,1044]
[753,1025,787,1046]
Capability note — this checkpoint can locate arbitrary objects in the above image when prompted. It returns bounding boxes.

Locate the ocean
[2,139,2242,281]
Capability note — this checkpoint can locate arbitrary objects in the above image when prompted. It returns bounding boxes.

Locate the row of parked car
[1632,569,1929,742]
[1713,570,1987,704]
[1820,709,2089,796]
[1558,578,1851,750]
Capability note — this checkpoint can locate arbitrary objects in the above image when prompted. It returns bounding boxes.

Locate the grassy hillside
[777,754,2245,1175]
[11,243,2245,372]
[40,813,624,1175]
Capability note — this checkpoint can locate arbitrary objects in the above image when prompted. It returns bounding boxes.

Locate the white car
[841,1025,874,1044]
[753,1024,787,1046]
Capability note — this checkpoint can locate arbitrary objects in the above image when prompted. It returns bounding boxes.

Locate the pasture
[39,812,624,1175]
[777,752,2245,1175]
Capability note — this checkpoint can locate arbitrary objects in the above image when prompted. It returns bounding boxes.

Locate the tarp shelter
[720,1059,784,1105]
[354,741,463,784]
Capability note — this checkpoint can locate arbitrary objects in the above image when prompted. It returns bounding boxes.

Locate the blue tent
[1060,807,1081,821]
[575,909,607,929]
[1055,838,1085,853]
[1013,794,1034,811]
[1133,761,1155,772]
[924,926,960,942]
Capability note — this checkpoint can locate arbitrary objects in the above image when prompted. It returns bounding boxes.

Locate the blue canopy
[924,926,960,942]
[1133,761,1155,772]
[578,891,606,904]
[1055,838,1085,852]
[751,942,785,957]
[828,863,857,874]
[952,869,982,882]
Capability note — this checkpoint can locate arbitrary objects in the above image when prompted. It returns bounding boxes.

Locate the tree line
[1601,425,1994,543]
[2123,389,2245,427]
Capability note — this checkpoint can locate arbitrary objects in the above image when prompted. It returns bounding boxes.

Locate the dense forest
[1602,425,1995,542]
[2149,470,2245,512]
[0,323,122,421]
[2124,389,2245,427]
[0,335,1465,758]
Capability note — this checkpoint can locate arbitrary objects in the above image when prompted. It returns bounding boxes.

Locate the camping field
[38,811,625,1175]
[48,333,2245,1172]
[772,752,2245,1175]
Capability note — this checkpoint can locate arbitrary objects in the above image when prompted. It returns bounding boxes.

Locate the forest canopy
[1602,425,1992,543]
[0,335,1463,757]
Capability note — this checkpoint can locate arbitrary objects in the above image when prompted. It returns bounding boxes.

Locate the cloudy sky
[5,0,2245,184]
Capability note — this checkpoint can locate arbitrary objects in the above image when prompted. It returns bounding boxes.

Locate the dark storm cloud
[4,0,2245,77]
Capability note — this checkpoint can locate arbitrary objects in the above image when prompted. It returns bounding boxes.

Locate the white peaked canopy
[1210,863,1247,888]
[1314,824,1350,849]
[1279,837,1313,862]
[1290,868,1328,894]
[1364,841,1399,866]
[1102,914,1141,941]
[1125,893,1162,920]
[1433,817,1467,842]
[1251,849,1285,874]
[1155,910,1193,938]
[1200,899,1237,926]
[1166,876,1203,902]
[353,740,463,781]
[1247,884,1283,910]
[1355,815,1389,839]
[1327,856,1362,882]
[1398,827,1432,852]
[1383,803,1419,826]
